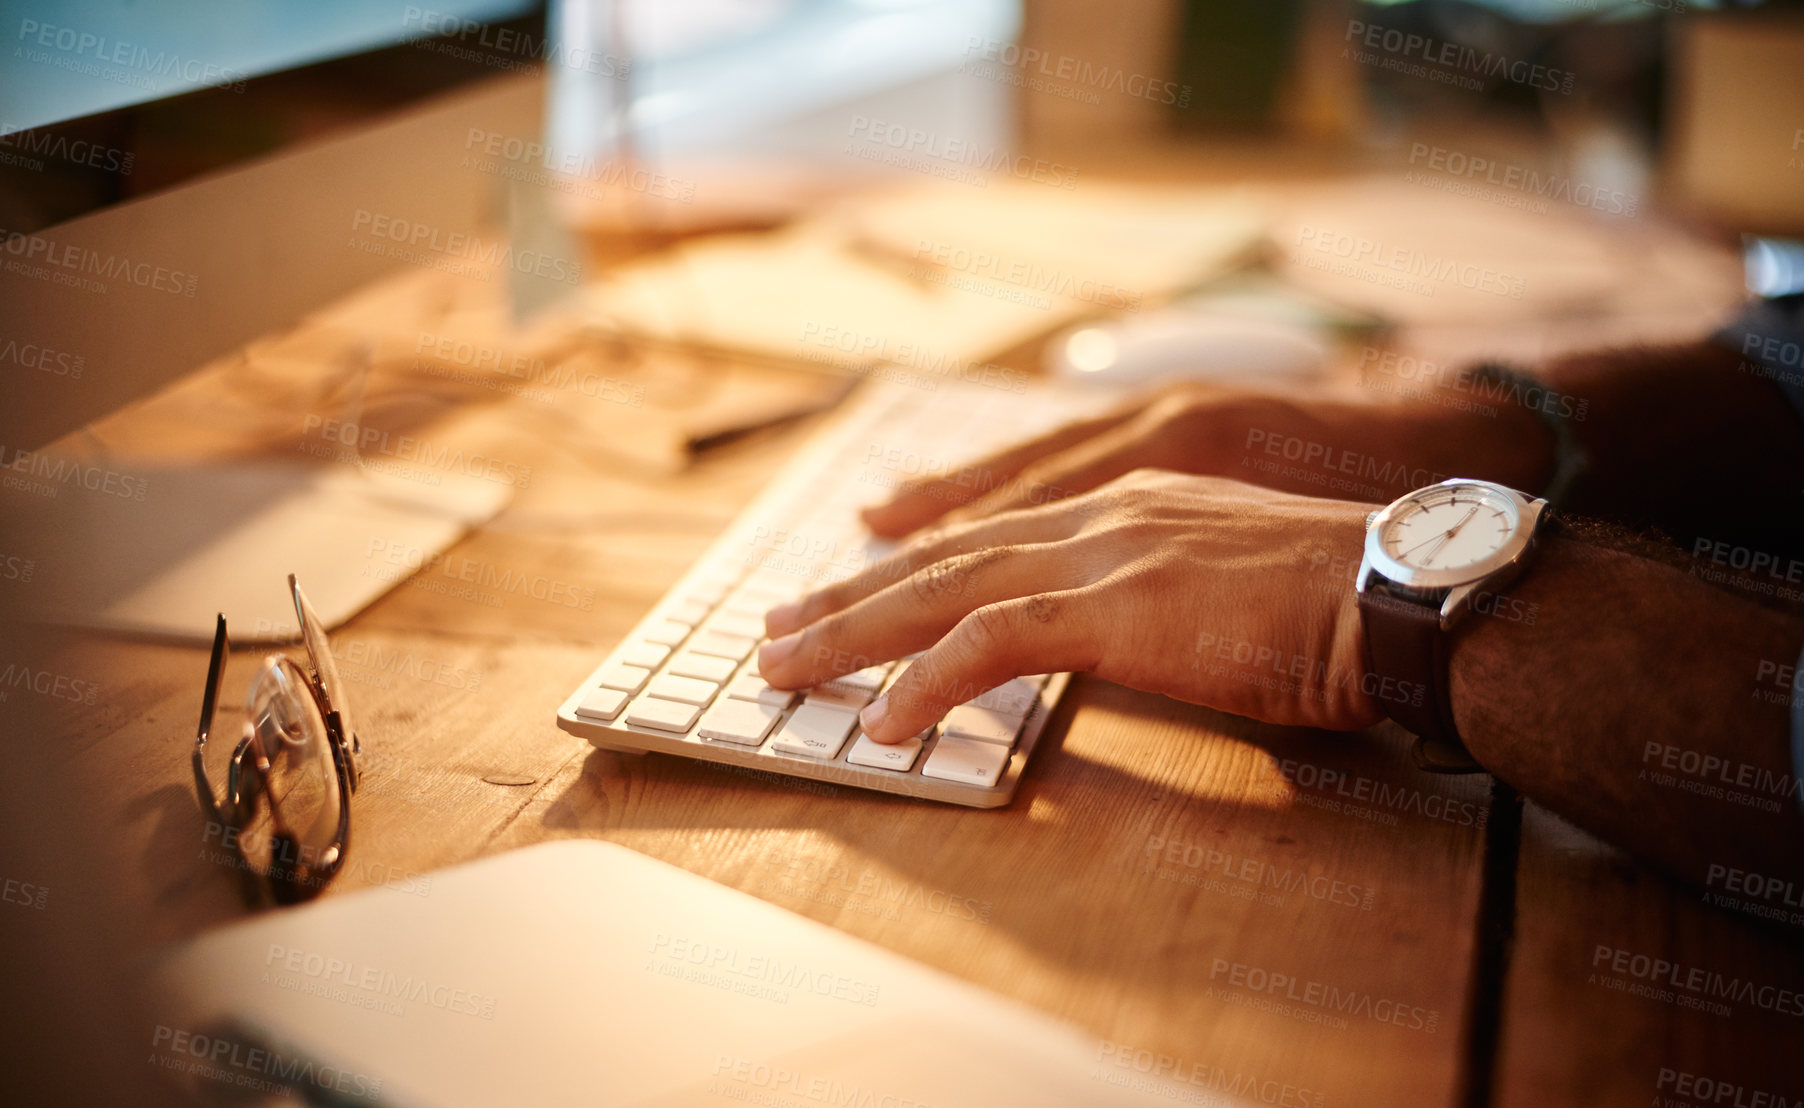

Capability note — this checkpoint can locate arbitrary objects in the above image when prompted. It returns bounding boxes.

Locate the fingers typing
[860,592,1100,743]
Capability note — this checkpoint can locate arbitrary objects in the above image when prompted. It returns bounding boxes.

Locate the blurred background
[6,0,1802,236]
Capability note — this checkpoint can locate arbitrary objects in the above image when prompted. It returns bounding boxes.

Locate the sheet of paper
[577,178,1269,373]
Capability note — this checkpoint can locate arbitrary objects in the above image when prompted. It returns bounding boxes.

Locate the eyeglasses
[192,575,362,905]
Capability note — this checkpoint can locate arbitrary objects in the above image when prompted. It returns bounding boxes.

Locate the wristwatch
[1356,478,1549,773]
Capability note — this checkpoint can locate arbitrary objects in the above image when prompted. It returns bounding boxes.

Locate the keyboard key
[726,674,796,707]
[692,569,741,600]
[575,687,629,722]
[619,641,670,669]
[730,587,802,615]
[771,703,858,760]
[921,734,1010,786]
[667,652,737,683]
[690,629,758,660]
[786,510,848,543]
[705,611,767,640]
[730,576,785,599]
[743,569,807,598]
[645,674,720,706]
[722,588,796,618]
[719,601,761,624]
[941,703,1026,746]
[688,581,730,606]
[832,665,891,694]
[597,662,651,694]
[846,729,924,772]
[665,599,711,626]
[642,620,691,647]
[697,698,785,746]
[972,677,1040,717]
[805,683,874,713]
[626,697,702,733]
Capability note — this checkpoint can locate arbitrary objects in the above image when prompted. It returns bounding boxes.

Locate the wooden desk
[4,165,1800,1108]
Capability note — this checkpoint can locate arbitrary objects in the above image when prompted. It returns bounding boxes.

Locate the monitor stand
[2,457,510,644]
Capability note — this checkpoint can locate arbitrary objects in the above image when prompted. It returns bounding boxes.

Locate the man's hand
[762,470,1383,743]
[860,381,1553,540]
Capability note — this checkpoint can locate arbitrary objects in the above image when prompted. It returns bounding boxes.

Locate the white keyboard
[555,378,1097,807]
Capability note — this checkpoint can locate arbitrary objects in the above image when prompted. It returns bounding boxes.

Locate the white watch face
[1375,482,1521,573]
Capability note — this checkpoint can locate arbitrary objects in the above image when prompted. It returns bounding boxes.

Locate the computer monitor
[0,1,559,641]
[0,0,550,455]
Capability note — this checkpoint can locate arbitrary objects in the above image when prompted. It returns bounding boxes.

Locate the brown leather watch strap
[1357,583,1482,773]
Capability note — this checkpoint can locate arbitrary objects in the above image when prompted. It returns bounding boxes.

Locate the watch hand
[1427,507,1485,565]
[1399,506,1481,564]
[1418,533,1453,567]
[1399,528,1456,560]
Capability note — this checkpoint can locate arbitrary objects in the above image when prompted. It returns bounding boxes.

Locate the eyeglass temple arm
[190,614,230,820]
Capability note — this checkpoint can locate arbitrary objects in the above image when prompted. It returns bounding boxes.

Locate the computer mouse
[1044,310,1328,387]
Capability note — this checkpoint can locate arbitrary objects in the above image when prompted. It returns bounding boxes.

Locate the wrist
[1354,478,1552,771]
[1337,573,1390,728]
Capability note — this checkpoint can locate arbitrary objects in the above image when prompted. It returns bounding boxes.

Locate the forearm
[1509,342,1804,550]
[1347,339,1804,548]
[1449,531,1804,890]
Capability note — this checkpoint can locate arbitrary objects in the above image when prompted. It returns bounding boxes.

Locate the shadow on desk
[528,676,1492,1095]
